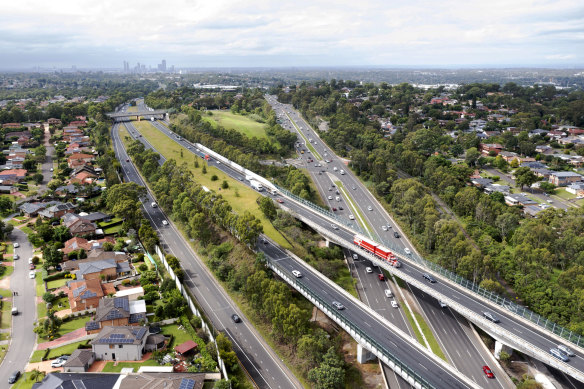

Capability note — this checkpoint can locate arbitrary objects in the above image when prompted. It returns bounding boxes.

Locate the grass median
[125,123,291,249]
[334,180,374,236]
[285,113,322,160]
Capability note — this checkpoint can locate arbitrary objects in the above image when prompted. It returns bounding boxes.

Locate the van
[384,289,393,298]
[151,202,157,208]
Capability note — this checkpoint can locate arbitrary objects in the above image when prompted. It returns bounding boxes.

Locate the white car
[162,220,168,226]
[365,267,372,273]
[292,270,302,278]
[382,225,388,231]
[328,196,333,200]
[404,248,411,255]
[367,206,373,211]
[349,215,355,220]
[384,289,393,298]
[391,300,399,308]
[13,242,19,248]
[331,224,339,230]
[29,271,35,279]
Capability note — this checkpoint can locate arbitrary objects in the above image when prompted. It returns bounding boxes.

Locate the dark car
[423,273,436,283]
[483,311,500,323]
[8,370,20,384]
[231,314,241,323]
[338,206,344,210]
[126,158,130,162]
[393,231,400,238]
[149,325,162,334]
[482,365,494,378]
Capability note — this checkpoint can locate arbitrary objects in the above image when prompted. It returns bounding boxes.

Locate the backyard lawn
[47,278,68,290]
[30,340,88,362]
[203,110,269,139]
[58,316,91,335]
[125,123,290,249]
[101,359,160,372]
[162,324,192,347]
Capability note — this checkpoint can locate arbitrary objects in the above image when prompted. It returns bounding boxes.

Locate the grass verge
[127,122,291,249]
[1,299,12,329]
[334,180,374,235]
[204,110,269,140]
[0,264,14,280]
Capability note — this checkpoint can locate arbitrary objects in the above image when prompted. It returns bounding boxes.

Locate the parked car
[51,355,69,368]
[13,254,19,260]
[482,365,494,378]
[483,311,500,323]
[13,242,19,248]
[29,271,36,279]
[29,263,35,270]
[8,370,20,384]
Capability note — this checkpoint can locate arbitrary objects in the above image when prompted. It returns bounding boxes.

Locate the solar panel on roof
[179,378,196,389]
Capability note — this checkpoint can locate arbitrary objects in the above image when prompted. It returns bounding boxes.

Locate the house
[0,168,27,181]
[499,151,519,162]
[67,153,94,168]
[47,118,62,126]
[548,130,567,139]
[19,201,61,217]
[85,296,146,333]
[68,218,98,237]
[70,171,97,185]
[81,212,111,223]
[38,202,76,218]
[529,129,548,137]
[504,194,538,206]
[535,145,555,155]
[114,286,145,301]
[63,236,115,255]
[533,168,552,179]
[480,143,503,156]
[523,205,545,217]
[470,178,493,188]
[62,349,96,372]
[484,184,511,195]
[566,182,584,196]
[76,259,122,281]
[32,372,206,389]
[67,278,105,312]
[91,326,149,361]
[548,171,584,187]
[521,161,548,170]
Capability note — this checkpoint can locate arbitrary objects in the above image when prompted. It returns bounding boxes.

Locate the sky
[0,0,583,69]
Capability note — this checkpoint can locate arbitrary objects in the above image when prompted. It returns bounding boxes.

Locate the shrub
[139,264,148,272]
[211,175,218,181]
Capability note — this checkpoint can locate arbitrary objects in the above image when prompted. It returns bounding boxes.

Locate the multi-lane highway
[112,115,302,389]
[121,102,584,386]
[265,96,511,388]
[115,117,479,388]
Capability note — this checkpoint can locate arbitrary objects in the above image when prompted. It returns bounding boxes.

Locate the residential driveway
[26,360,62,373]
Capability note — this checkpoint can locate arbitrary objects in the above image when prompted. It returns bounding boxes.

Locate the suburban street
[112,119,302,389]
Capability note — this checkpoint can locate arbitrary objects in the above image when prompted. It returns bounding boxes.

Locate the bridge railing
[267,258,437,389]
[278,183,584,349]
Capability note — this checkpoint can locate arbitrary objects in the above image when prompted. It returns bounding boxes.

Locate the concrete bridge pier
[325,239,331,248]
[494,340,513,359]
[357,344,377,363]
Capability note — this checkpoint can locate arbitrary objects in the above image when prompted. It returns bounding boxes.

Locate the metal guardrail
[278,184,584,349]
[267,258,437,389]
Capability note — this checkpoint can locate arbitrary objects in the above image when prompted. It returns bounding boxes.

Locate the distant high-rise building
[157,59,167,72]
[123,61,129,72]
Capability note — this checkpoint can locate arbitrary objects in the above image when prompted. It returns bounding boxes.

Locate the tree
[29,369,45,383]
[42,245,62,270]
[213,381,231,389]
[308,347,345,389]
[32,172,44,184]
[539,181,556,194]
[465,147,480,167]
[514,167,538,190]
[258,196,277,221]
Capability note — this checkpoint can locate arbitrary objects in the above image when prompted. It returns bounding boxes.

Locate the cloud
[0,0,582,68]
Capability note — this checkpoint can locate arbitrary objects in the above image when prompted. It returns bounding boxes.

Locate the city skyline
[0,0,582,69]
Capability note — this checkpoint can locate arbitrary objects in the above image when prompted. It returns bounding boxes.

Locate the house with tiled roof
[67,153,94,168]
[67,278,105,312]
[76,259,118,281]
[63,236,115,255]
[62,349,96,372]
[70,170,97,185]
[0,168,27,181]
[38,202,76,218]
[68,218,97,237]
[90,326,149,360]
[85,296,147,334]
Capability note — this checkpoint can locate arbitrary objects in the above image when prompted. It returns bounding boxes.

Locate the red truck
[354,235,401,268]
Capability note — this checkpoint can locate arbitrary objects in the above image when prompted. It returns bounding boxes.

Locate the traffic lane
[113,125,301,389]
[259,243,472,389]
[410,287,508,389]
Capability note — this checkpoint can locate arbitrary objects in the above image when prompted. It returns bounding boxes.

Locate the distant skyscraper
[158,59,167,72]
[123,61,129,72]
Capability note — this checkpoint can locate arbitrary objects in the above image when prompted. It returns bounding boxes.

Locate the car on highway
[404,248,411,255]
[338,206,343,210]
[366,267,373,273]
[162,220,168,226]
[558,344,575,357]
[51,355,69,368]
[367,206,373,211]
[231,314,241,323]
[482,365,494,378]
[349,215,355,220]
[276,199,284,203]
[393,231,400,238]
[292,270,302,278]
[8,370,20,384]
[377,273,385,281]
[391,300,399,308]
[439,300,448,308]
[483,311,500,323]
[384,289,393,298]
[423,273,436,283]
[382,225,388,231]
[126,158,130,162]
[332,207,337,211]
[331,224,339,230]
[550,348,569,362]
[13,242,19,248]
[328,196,333,200]
[332,301,345,310]
[29,270,36,279]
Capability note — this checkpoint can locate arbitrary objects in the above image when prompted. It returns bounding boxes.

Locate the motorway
[265,96,510,388]
[124,103,584,386]
[112,116,302,389]
[116,117,477,388]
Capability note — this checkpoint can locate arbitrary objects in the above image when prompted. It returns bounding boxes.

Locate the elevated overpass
[106,109,168,122]
[127,116,584,386]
